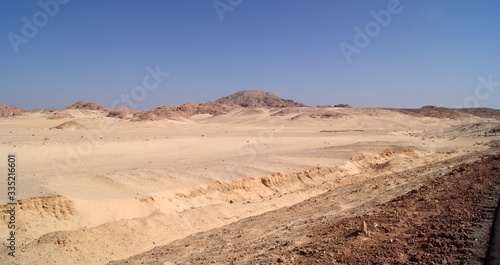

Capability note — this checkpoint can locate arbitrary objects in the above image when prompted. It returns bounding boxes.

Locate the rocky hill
[66,101,106,111]
[215,90,306,108]
[131,90,304,121]
[132,102,239,121]
[0,104,24,117]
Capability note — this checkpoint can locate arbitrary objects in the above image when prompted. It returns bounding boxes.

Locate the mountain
[215,90,306,108]
[131,90,305,121]
[66,101,106,111]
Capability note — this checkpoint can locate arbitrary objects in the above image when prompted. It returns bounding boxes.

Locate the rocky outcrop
[0,104,23,117]
[51,121,87,130]
[106,108,139,119]
[132,102,239,121]
[333,104,353,108]
[215,90,306,108]
[66,101,106,111]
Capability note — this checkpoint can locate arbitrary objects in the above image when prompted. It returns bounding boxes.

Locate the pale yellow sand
[0,107,496,264]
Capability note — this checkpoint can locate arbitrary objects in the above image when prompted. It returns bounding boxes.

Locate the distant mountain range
[1,90,304,118]
[0,90,308,119]
[2,90,500,121]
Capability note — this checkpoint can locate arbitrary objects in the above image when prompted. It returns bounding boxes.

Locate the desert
[1,91,500,264]
[3,0,500,264]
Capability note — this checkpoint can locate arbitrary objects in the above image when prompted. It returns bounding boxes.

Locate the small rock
[362,221,368,235]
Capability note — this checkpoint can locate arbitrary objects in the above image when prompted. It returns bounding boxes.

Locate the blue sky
[1,0,499,110]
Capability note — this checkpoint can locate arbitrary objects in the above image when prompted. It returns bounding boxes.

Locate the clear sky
[1,0,499,110]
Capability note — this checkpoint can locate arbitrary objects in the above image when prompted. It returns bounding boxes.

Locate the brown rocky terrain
[25,91,500,123]
[0,104,24,117]
[334,104,353,108]
[66,101,106,111]
[131,102,239,121]
[390,107,500,120]
[490,125,500,135]
[215,90,306,108]
[316,104,353,108]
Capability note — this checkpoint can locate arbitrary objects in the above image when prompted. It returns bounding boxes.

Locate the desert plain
[1,91,500,264]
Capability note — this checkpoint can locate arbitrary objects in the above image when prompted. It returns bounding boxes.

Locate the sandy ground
[114,152,500,265]
[0,107,499,264]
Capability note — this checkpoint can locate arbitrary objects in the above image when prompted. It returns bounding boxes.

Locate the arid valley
[1,91,500,264]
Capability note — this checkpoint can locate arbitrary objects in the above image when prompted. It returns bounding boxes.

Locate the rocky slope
[132,90,304,121]
[215,90,306,108]
[66,101,106,111]
[0,104,24,117]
